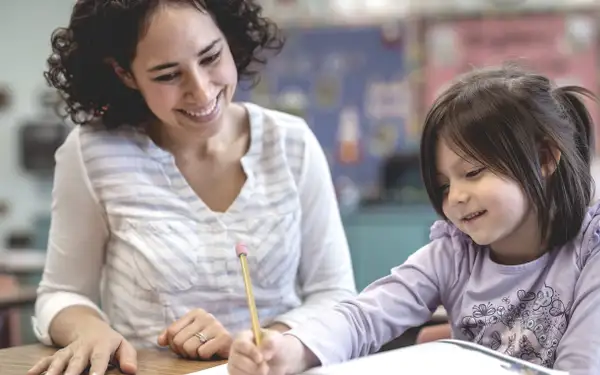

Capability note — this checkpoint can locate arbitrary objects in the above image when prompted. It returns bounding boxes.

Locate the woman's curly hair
[45,0,285,129]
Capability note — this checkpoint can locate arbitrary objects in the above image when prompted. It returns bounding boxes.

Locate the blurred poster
[235,24,411,200]
[418,11,600,150]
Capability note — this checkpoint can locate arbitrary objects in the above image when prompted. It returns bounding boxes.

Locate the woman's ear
[106,58,138,90]
[540,143,562,178]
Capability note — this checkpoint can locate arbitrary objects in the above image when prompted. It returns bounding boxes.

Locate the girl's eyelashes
[437,167,484,196]
[466,167,485,178]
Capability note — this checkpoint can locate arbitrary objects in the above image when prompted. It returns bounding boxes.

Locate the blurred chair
[0,275,22,348]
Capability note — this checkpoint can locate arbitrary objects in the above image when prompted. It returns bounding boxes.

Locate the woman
[28,1,356,375]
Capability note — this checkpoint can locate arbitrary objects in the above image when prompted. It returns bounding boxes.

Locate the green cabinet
[343,206,438,291]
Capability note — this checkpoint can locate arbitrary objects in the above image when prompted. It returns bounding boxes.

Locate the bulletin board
[234,23,415,199]
[414,8,600,151]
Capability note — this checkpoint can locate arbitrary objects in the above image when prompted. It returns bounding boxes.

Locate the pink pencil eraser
[235,243,248,257]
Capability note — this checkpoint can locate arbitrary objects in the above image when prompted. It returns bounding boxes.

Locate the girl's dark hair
[420,65,596,248]
[45,0,284,129]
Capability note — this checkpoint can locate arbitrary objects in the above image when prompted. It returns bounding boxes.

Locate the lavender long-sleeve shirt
[288,203,600,374]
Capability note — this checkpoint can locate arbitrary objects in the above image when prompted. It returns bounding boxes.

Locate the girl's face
[436,139,542,264]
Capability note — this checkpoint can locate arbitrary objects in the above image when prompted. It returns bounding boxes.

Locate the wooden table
[0,345,226,375]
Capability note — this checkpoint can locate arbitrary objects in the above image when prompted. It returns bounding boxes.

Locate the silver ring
[194,332,208,344]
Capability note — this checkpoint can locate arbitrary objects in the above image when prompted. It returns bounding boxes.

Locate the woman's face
[122,4,238,138]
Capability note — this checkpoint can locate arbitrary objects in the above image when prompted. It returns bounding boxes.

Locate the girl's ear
[540,143,562,178]
[106,58,138,90]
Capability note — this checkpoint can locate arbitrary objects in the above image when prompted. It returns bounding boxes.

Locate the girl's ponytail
[552,86,595,165]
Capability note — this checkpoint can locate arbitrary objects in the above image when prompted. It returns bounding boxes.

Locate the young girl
[227,66,600,375]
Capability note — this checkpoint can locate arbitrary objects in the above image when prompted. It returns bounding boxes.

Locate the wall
[0,1,73,245]
[0,0,596,246]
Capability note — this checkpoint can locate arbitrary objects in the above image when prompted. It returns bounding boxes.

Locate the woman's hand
[158,308,232,360]
[27,320,137,375]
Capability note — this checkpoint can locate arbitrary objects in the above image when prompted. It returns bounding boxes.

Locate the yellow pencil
[235,243,262,346]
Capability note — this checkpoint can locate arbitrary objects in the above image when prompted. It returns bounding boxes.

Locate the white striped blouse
[32,102,357,348]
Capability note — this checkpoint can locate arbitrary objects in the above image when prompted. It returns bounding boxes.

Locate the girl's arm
[553,239,600,374]
[285,236,458,367]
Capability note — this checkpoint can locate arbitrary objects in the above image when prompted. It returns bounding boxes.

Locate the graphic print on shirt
[458,284,571,368]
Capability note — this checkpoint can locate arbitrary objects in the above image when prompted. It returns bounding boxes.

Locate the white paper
[185,341,569,375]
[304,340,568,375]
[185,363,228,375]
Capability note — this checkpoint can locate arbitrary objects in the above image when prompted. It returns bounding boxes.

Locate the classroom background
[0,0,598,348]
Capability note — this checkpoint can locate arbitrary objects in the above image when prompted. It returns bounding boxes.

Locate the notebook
[186,339,568,375]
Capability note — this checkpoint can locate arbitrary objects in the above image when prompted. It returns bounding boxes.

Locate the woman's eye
[154,73,179,82]
[201,52,221,65]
